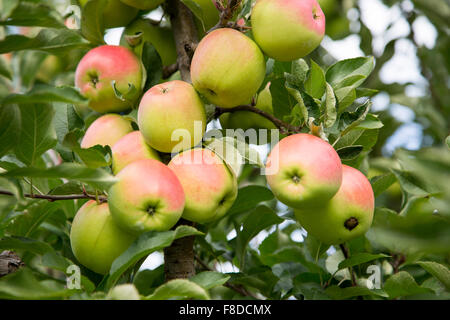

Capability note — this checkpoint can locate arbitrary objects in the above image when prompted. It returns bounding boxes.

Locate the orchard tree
[0,0,449,301]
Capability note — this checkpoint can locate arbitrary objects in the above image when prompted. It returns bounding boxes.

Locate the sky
[101,0,438,271]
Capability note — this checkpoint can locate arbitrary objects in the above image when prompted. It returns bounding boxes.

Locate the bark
[163,0,199,281]
[0,251,24,278]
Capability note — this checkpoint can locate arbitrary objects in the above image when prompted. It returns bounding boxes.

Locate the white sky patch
[139,251,164,270]
[412,16,438,49]
[321,34,365,60]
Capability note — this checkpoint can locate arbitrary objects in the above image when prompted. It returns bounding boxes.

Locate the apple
[251,0,325,61]
[168,148,238,223]
[219,82,276,144]
[120,18,177,66]
[108,159,185,234]
[190,28,266,108]
[265,133,342,208]
[70,200,136,275]
[78,0,138,29]
[137,80,206,153]
[119,0,164,10]
[294,165,375,245]
[111,131,161,174]
[80,114,133,148]
[75,45,143,113]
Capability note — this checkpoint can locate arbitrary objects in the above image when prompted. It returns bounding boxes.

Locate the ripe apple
[75,45,143,113]
[81,114,133,149]
[108,159,185,234]
[294,165,375,245]
[251,0,326,61]
[70,200,136,275]
[219,82,276,144]
[265,133,342,208]
[190,28,266,108]
[111,131,161,174]
[78,0,138,29]
[137,80,206,153]
[119,0,164,10]
[120,18,177,66]
[168,148,238,223]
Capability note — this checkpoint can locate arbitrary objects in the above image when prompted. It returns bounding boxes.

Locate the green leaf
[0,0,19,20]
[0,55,12,80]
[180,0,205,31]
[111,81,138,102]
[356,88,378,98]
[190,271,230,290]
[323,82,336,127]
[338,253,390,270]
[356,113,383,129]
[227,185,274,216]
[0,28,90,55]
[80,0,106,44]
[335,86,356,113]
[107,225,203,288]
[270,78,294,119]
[325,285,387,299]
[384,271,433,299]
[235,205,284,270]
[144,279,210,300]
[391,169,430,197]
[1,163,117,190]
[336,145,363,160]
[2,85,88,105]
[54,104,84,144]
[0,236,54,255]
[0,268,75,299]
[133,266,164,296]
[0,104,21,158]
[0,2,65,28]
[141,42,163,91]
[417,261,450,290]
[339,100,371,135]
[14,104,57,166]
[370,173,397,197]
[305,60,325,99]
[288,58,309,87]
[326,57,375,89]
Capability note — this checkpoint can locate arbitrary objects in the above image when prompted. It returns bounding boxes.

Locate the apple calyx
[344,217,359,231]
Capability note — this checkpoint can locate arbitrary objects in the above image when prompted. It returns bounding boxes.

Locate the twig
[339,243,357,286]
[0,189,107,203]
[194,254,259,299]
[162,63,178,79]
[390,253,406,274]
[208,0,247,33]
[214,103,304,135]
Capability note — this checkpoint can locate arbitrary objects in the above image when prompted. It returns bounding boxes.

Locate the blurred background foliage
[0,0,448,300]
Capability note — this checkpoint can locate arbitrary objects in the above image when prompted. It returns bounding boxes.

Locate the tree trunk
[163,0,199,281]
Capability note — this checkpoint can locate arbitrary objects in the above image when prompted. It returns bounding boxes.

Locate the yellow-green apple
[265,133,342,208]
[168,148,238,223]
[81,114,133,148]
[137,80,206,153]
[119,0,164,10]
[190,28,266,108]
[108,159,185,234]
[70,200,136,275]
[75,45,143,113]
[78,0,138,28]
[294,165,375,245]
[219,82,276,144]
[111,131,160,174]
[251,0,326,61]
[120,18,177,66]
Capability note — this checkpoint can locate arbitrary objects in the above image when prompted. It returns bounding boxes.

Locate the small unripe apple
[219,82,276,144]
[294,165,375,245]
[168,148,238,223]
[265,133,342,208]
[70,200,136,275]
[138,80,206,153]
[190,28,266,108]
[75,45,143,113]
[79,0,138,29]
[108,159,185,234]
[120,18,177,66]
[251,0,325,61]
[119,0,164,10]
[81,114,133,148]
[111,131,160,174]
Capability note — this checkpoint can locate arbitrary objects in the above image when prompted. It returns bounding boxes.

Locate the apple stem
[208,0,248,34]
[339,243,357,286]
